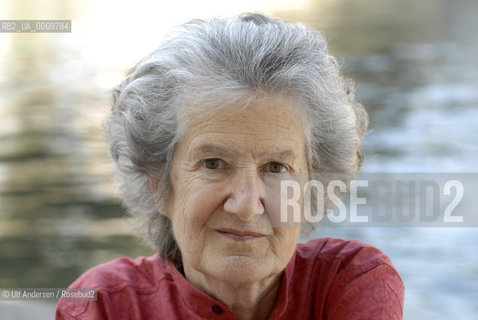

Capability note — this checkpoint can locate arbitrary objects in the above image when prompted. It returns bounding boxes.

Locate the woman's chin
[202,255,274,284]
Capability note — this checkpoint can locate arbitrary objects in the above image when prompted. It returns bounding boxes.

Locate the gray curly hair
[104,13,368,266]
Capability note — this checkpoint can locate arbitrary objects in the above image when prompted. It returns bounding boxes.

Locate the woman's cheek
[183,179,223,228]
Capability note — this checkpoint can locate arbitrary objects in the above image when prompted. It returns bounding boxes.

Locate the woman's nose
[223,170,265,221]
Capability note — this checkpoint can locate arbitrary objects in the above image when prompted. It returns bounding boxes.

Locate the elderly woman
[56,13,403,320]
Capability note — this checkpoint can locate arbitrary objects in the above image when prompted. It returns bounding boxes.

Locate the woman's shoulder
[56,253,169,319]
[294,236,403,292]
[296,236,395,271]
[289,237,404,319]
[67,253,167,292]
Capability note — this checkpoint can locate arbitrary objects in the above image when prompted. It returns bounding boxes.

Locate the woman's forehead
[184,91,303,117]
[184,100,303,137]
[182,95,305,130]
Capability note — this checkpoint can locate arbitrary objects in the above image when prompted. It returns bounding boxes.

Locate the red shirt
[56,237,404,319]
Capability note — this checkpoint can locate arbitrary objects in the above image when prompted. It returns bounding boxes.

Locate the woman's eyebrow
[191,144,238,158]
[190,145,297,160]
[257,150,297,160]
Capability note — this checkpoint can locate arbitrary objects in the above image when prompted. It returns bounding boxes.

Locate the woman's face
[162,95,308,284]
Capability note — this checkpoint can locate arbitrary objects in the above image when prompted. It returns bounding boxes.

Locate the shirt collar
[165,259,235,318]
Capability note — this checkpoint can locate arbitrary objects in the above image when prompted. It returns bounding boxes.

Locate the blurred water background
[0,0,477,319]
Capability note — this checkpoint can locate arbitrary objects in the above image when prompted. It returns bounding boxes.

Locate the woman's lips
[216,228,266,241]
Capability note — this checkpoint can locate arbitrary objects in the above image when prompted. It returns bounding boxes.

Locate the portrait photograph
[0,0,477,319]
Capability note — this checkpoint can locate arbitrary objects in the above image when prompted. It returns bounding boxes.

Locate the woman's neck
[184,265,282,320]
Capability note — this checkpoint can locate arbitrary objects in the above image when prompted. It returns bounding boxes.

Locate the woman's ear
[148,176,171,218]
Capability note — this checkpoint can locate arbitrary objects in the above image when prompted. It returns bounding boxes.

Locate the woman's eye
[203,158,222,169]
[268,162,286,173]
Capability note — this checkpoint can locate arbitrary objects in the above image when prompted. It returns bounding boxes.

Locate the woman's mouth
[215,228,266,241]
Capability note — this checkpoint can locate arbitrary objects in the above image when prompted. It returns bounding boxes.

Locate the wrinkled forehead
[179,92,309,133]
